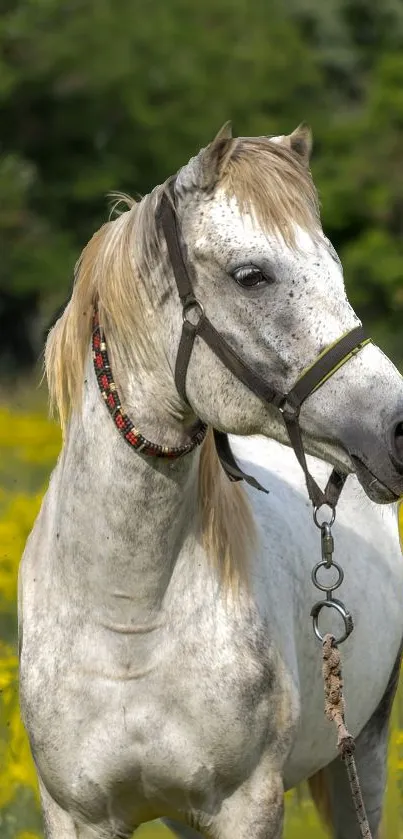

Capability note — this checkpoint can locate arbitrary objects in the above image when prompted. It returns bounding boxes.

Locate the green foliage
[0,0,402,368]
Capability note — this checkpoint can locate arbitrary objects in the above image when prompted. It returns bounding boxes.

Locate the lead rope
[322,634,373,839]
[311,509,373,839]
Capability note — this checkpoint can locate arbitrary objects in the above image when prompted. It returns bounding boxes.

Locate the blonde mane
[45,138,319,590]
[45,189,166,431]
[222,137,320,245]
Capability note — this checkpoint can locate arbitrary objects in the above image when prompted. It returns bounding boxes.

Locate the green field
[1,403,402,838]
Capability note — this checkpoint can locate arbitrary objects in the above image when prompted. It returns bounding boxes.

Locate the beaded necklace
[92,306,207,458]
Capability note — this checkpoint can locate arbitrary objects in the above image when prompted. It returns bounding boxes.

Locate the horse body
[19,125,403,837]
[20,382,298,831]
[19,378,403,835]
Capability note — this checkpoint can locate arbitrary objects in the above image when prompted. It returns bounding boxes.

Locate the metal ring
[182,298,205,325]
[310,598,354,644]
[313,503,336,528]
[278,399,300,420]
[311,559,344,592]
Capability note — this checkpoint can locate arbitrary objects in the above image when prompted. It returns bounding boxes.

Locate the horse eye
[232,267,267,288]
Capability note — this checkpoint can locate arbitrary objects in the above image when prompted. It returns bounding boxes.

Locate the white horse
[19,124,403,839]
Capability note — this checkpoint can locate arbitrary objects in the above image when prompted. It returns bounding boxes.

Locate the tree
[0,0,402,369]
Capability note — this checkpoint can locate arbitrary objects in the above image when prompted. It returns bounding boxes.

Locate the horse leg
[39,780,80,839]
[162,767,284,839]
[309,641,402,839]
[39,779,134,839]
[208,768,284,839]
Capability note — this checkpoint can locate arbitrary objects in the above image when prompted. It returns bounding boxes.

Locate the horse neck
[55,359,201,623]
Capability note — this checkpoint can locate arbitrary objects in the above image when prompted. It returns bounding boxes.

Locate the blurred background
[0,0,403,836]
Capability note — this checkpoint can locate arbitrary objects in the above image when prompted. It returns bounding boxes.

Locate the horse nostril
[389,420,403,470]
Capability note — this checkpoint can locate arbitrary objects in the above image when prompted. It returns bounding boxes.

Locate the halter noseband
[159,180,370,511]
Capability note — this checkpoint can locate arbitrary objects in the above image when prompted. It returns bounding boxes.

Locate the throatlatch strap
[213,430,269,493]
[175,321,199,403]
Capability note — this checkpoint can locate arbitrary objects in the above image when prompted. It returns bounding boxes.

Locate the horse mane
[221,137,320,246]
[45,137,318,590]
[45,188,166,432]
[198,428,257,591]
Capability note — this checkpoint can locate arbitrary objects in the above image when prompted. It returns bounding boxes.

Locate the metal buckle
[182,298,205,326]
[277,392,300,420]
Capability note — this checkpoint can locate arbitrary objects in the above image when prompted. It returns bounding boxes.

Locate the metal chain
[311,505,373,839]
[311,508,353,644]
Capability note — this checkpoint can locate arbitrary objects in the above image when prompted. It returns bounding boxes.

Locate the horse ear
[285,124,312,166]
[200,121,233,189]
[212,121,233,143]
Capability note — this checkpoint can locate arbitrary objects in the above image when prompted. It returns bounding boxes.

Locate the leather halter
[159,181,370,510]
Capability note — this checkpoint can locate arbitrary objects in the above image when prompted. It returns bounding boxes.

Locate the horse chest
[21,605,299,823]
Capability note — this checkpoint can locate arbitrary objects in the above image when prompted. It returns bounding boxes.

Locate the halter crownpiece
[159,179,371,511]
